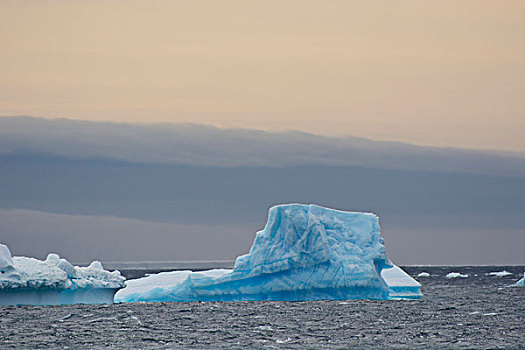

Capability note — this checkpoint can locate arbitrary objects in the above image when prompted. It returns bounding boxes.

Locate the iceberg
[0,244,125,305]
[445,272,469,278]
[488,271,513,277]
[116,204,421,302]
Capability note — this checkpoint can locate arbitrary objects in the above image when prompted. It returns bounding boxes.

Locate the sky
[0,2,524,265]
[1,0,524,152]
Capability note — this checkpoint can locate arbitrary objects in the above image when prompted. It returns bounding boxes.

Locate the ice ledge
[515,273,525,287]
[381,265,422,300]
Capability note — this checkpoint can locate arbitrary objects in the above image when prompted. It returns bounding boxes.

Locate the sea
[0,265,523,349]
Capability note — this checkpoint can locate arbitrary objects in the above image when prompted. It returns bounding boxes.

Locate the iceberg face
[116,204,422,303]
[0,244,125,305]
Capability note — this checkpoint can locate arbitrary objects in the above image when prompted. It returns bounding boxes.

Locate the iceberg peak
[89,261,104,270]
[45,253,60,265]
[0,244,14,270]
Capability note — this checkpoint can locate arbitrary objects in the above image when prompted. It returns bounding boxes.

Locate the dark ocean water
[0,266,524,349]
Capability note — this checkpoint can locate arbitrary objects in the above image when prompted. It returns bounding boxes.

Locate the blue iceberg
[116,204,421,302]
[0,244,125,305]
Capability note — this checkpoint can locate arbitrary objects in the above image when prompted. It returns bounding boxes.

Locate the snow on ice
[0,244,125,305]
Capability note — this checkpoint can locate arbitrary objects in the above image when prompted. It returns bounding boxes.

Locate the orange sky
[1,0,524,152]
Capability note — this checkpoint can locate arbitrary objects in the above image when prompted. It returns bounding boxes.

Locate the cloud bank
[2,116,524,176]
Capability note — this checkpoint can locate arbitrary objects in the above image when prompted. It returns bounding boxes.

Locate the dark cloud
[1,116,524,176]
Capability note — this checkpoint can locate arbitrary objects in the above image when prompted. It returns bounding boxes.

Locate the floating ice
[516,273,525,287]
[380,265,422,299]
[445,272,469,279]
[116,204,422,302]
[417,272,430,278]
[488,271,513,277]
[0,244,125,305]
[0,244,14,269]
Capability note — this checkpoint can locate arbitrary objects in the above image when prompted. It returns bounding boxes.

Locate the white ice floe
[417,272,430,278]
[116,204,422,303]
[0,243,125,305]
[445,272,469,279]
[488,271,513,277]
